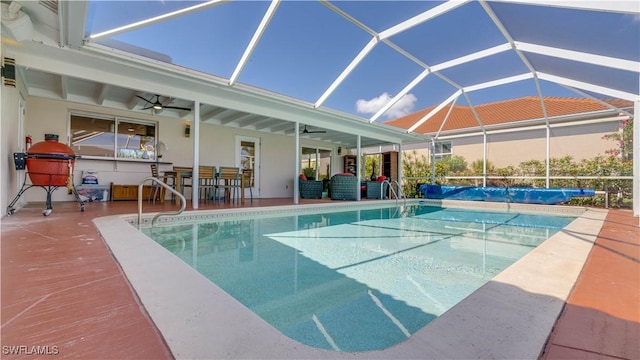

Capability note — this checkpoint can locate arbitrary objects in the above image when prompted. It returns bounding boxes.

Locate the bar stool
[149,164,176,204]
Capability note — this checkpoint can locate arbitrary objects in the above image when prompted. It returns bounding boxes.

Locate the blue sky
[86,1,639,121]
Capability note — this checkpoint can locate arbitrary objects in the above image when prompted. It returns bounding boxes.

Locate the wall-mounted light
[2,57,16,87]
[184,122,190,137]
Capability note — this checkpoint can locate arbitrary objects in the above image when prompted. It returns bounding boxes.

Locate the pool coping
[93,200,606,359]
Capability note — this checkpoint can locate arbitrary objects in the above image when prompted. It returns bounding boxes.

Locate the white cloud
[356,92,417,120]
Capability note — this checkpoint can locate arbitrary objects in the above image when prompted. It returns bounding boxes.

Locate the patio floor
[1,199,638,359]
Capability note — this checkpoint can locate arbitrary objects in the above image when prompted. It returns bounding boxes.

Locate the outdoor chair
[366,176,388,199]
[149,164,176,204]
[299,174,323,199]
[198,165,217,202]
[329,173,358,200]
[216,167,241,203]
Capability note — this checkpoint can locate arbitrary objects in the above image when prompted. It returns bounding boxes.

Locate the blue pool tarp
[420,185,595,205]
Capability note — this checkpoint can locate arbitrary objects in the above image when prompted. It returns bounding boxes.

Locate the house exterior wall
[1,75,23,213]
[12,96,341,204]
[382,121,620,172]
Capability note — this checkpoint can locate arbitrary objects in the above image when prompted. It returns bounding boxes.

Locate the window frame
[432,140,452,161]
[69,111,159,161]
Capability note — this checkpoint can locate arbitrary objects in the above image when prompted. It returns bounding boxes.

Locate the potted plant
[303,167,315,180]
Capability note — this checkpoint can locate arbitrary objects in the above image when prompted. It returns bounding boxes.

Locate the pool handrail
[138,176,186,228]
[383,179,406,206]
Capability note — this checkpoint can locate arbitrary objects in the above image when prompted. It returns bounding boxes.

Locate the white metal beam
[489,1,640,14]
[538,73,639,101]
[192,101,200,209]
[408,90,462,133]
[516,42,640,72]
[434,97,459,138]
[463,73,533,93]
[379,0,470,40]
[88,0,228,40]
[62,1,88,48]
[314,37,379,108]
[369,69,430,123]
[430,43,512,72]
[559,85,635,118]
[229,0,280,86]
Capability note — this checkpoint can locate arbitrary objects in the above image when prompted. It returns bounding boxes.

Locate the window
[432,141,452,161]
[70,113,157,160]
[301,147,332,180]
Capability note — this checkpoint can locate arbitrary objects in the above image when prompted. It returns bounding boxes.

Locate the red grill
[26,133,76,186]
[7,134,84,216]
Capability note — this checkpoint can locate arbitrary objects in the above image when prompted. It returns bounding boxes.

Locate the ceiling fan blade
[142,105,154,110]
[163,105,192,111]
[301,125,325,134]
[136,95,153,104]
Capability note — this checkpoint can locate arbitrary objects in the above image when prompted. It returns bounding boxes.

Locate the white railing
[383,179,406,207]
[138,176,186,228]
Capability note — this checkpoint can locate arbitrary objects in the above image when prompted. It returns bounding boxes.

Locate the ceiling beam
[237,114,265,128]
[96,83,110,105]
[200,107,229,122]
[127,92,144,110]
[219,111,252,125]
[253,118,279,130]
[60,75,68,99]
[270,122,294,133]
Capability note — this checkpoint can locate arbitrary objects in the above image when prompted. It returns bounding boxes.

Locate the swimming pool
[141,204,575,352]
[95,199,604,358]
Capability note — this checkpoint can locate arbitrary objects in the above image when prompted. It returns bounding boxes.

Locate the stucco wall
[396,122,619,171]
[14,97,341,203]
[1,77,22,214]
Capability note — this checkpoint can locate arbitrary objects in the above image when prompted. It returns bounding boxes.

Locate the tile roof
[385,97,633,134]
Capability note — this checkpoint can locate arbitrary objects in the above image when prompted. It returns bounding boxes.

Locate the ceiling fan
[137,94,191,111]
[301,125,326,134]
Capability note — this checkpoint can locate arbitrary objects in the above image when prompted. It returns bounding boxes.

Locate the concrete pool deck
[2,198,638,359]
[95,200,604,359]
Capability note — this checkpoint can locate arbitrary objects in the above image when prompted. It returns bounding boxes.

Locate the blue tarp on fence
[420,184,595,205]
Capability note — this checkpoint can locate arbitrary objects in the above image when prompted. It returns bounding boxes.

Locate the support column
[356,135,361,201]
[633,100,639,217]
[294,122,300,204]
[192,101,200,209]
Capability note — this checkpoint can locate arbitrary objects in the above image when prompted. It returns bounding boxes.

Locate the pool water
[143,205,574,352]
